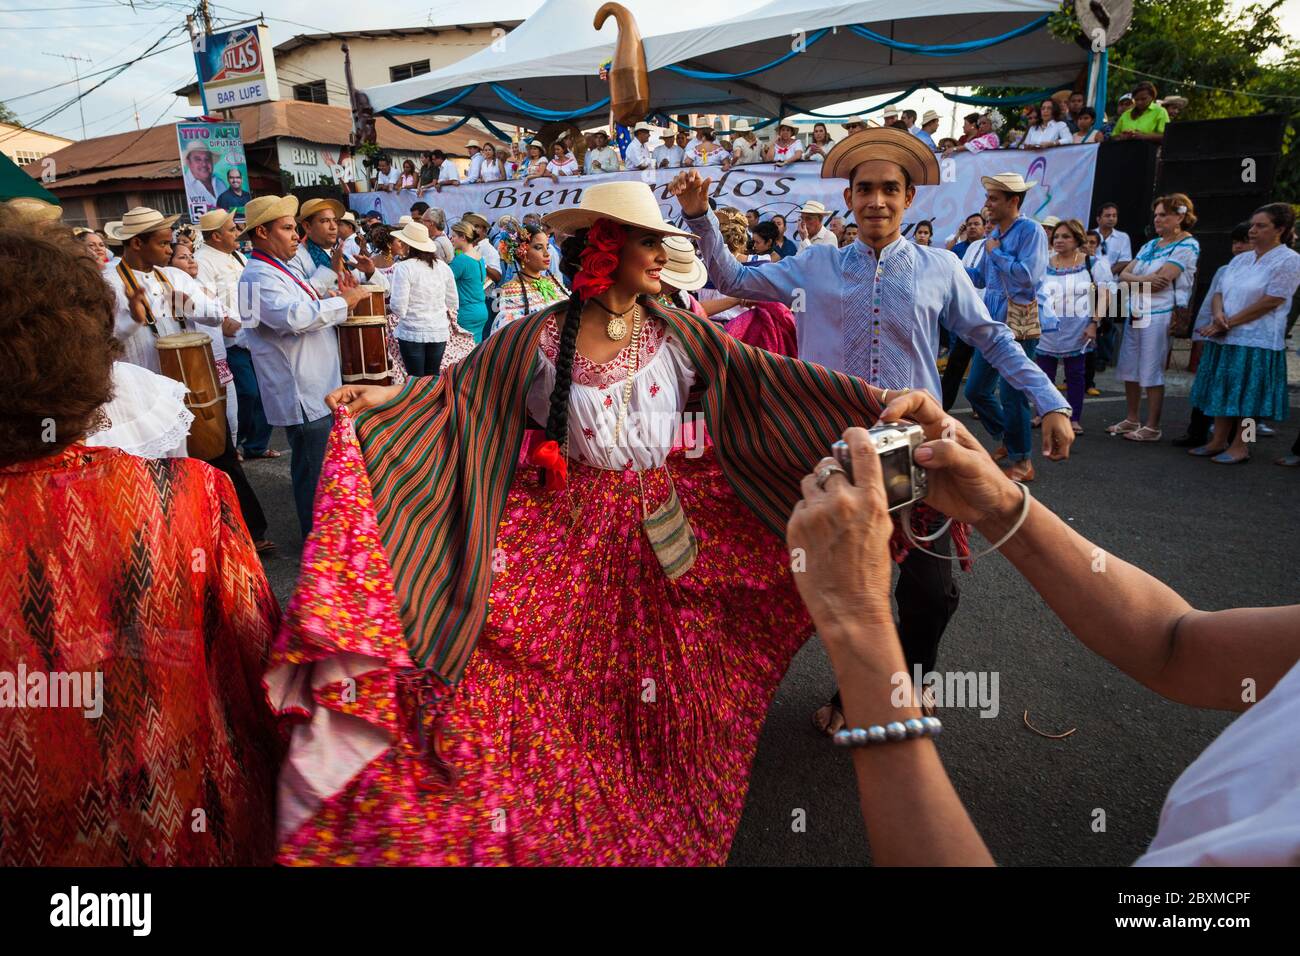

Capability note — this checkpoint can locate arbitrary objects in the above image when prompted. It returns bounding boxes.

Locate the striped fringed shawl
[356,297,929,687]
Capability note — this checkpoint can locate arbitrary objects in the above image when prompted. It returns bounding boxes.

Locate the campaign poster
[176,121,250,223]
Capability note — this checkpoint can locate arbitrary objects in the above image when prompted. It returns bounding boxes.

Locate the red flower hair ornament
[571,218,626,301]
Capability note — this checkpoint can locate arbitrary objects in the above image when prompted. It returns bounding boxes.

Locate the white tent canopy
[365,0,1082,126]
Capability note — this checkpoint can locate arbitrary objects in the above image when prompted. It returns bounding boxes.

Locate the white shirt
[287,243,389,298]
[799,226,839,252]
[526,316,697,471]
[771,139,803,164]
[105,263,226,373]
[728,138,763,166]
[653,143,684,168]
[686,141,729,167]
[193,245,245,358]
[1128,236,1200,327]
[1021,121,1072,148]
[477,237,503,279]
[375,167,400,189]
[1218,245,1300,350]
[341,234,361,261]
[237,253,350,427]
[184,172,226,207]
[1096,227,1132,266]
[1136,657,1300,866]
[584,145,621,174]
[549,154,579,176]
[437,161,460,184]
[625,138,654,170]
[465,151,484,183]
[390,257,459,343]
[960,238,988,271]
[85,361,193,459]
[477,158,507,183]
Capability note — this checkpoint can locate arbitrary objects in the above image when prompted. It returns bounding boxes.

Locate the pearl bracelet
[832,716,943,748]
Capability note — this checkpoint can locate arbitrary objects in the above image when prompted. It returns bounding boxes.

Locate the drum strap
[117,261,185,336]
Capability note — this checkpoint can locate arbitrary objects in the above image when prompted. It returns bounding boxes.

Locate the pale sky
[2,1,1295,143]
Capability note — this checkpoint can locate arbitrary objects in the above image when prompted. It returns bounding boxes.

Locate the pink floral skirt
[280,445,813,865]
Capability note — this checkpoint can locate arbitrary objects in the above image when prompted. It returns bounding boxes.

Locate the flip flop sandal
[1274,455,1300,467]
[1123,426,1162,442]
[1107,419,1141,435]
[245,449,283,459]
[1188,445,1227,457]
[1210,453,1250,465]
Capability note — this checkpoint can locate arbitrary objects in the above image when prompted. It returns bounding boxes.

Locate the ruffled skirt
[278,445,813,865]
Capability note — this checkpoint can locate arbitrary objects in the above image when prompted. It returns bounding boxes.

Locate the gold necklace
[612,305,644,447]
[592,297,637,340]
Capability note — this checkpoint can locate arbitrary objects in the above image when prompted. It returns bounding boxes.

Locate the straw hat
[841,115,867,129]
[181,139,215,160]
[198,208,236,232]
[394,220,439,253]
[776,116,799,132]
[2,197,63,224]
[921,109,941,125]
[340,210,357,224]
[799,200,829,217]
[466,139,481,149]
[633,122,656,134]
[821,127,941,185]
[980,172,1038,194]
[461,212,489,230]
[239,194,299,236]
[732,119,752,133]
[657,235,707,292]
[116,205,181,240]
[543,181,691,237]
[297,197,346,223]
[1039,215,1060,229]
[102,220,124,244]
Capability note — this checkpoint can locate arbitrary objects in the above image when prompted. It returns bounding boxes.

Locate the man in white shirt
[180,140,227,213]
[624,123,655,171]
[108,205,274,549]
[584,130,621,174]
[434,149,461,188]
[1095,201,1133,273]
[464,140,484,183]
[237,194,368,536]
[797,200,839,252]
[653,130,683,169]
[193,208,246,440]
[338,212,362,261]
[374,156,400,192]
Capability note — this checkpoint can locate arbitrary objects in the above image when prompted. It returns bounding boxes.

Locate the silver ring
[815,463,847,490]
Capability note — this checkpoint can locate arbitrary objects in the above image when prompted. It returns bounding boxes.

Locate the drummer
[288,197,389,297]
[105,206,228,373]
[237,195,369,537]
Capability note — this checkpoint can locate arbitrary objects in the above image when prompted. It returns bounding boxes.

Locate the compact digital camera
[831,423,929,513]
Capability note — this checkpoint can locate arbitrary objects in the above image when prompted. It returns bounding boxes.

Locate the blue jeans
[965,337,1039,463]
[397,339,446,378]
[227,345,273,455]
[284,411,332,537]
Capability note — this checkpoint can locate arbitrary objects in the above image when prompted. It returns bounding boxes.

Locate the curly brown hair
[0,215,120,466]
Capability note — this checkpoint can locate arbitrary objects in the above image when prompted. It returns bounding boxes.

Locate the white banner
[348,144,1099,243]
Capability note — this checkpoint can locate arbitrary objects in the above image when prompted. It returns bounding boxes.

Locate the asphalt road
[245,362,1299,867]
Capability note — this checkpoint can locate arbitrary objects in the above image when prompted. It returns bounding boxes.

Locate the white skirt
[1115,316,1170,388]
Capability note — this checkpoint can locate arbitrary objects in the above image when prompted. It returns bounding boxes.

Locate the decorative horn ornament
[595,2,650,127]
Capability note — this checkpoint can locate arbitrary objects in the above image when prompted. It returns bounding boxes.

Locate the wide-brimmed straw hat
[116,205,181,239]
[841,115,867,129]
[543,181,691,237]
[466,139,481,149]
[821,127,941,185]
[198,208,236,232]
[102,220,124,244]
[921,109,941,125]
[658,235,707,292]
[732,120,753,133]
[981,172,1038,194]
[2,197,63,224]
[240,194,299,236]
[799,200,829,217]
[297,197,346,223]
[394,220,439,253]
[181,139,215,160]
[1039,215,1061,228]
[776,116,799,132]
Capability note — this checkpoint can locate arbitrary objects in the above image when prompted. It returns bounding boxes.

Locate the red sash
[249,249,319,300]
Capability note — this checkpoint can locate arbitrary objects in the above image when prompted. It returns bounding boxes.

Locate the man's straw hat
[297,197,346,223]
[239,194,298,236]
[116,205,181,239]
[821,127,941,185]
[981,172,1038,194]
[543,181,691,237]
[394,220,439,253]
[198,208,236,232]
[657,235,707,292]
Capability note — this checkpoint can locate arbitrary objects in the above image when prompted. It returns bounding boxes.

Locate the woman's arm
[700,295,745,317]
[1225,294,1286,329]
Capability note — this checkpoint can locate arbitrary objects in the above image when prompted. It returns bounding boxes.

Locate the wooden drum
[155,331,227,461]
[338,315,392,386]
[349,284,387,317]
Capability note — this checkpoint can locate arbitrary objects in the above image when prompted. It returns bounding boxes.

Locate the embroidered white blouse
[526,314,697,472]
[1218,245,1300,351]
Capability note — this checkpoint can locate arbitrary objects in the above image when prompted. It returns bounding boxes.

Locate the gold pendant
[605,316,627,340]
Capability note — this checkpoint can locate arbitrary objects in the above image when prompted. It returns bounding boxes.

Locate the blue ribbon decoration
[383,84,480,116]
[848,14,1050,57]
[489,84,610,121]
[663,28,832,80]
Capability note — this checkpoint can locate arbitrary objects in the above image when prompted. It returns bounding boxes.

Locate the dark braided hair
[543,289,584,452]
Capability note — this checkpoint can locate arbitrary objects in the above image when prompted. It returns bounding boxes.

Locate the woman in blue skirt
[1189,203,1299,464]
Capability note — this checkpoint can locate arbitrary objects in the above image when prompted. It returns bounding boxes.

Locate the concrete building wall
[0,123,73,167]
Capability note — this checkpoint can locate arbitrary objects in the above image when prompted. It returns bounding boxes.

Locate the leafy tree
[0,101,20,127]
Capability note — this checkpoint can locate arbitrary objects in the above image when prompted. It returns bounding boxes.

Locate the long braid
[544,290,583,450]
